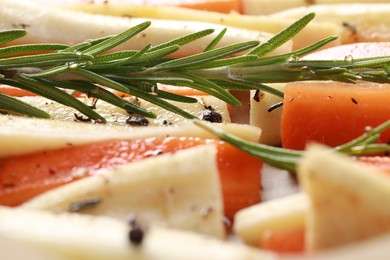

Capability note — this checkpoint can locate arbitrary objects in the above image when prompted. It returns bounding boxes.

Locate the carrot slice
[112,0,242,13]
[177,0,242,13]
[281,81,390,150]
[281,42,390,150]
[0,85,36,97]
[261,227,305,254]
[0,136,262,219]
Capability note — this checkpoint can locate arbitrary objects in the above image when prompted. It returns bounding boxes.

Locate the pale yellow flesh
[0,114,261,158]
[299,145,390,251]
[0,206,277,260]
[249,83,285,145]
[18,95,231,126]
[272,4,390,44]
[234,192,307,246]
[65,2,339,50]
[22,145,225,238]
[0,0,290,57]
[242,0,387,15]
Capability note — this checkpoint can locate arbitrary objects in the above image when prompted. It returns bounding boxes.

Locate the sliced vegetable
[261,227,305,254]
[0,136,262,220]
[281,42,390,150]
[0,84,35,97]
[281,81,390,150]
[356,156,390,174]
[155,0,242,13]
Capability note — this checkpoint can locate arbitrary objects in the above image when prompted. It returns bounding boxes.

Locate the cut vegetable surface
[0,134,262,220]
[39,0,243,13]
[281,42,390,150]
[299,145,390,251]
[23,145,226,238]
[261,227,305,254]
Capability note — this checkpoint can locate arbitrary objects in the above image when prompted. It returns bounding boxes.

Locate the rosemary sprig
[0,14,389,120]
[194,120,390,173]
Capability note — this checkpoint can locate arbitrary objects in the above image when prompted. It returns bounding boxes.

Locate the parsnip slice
[66,3,339,50]
[234,192,308,246]
[242,0,385,15]
[0,115,261,158]
[298,145,390,251]
[22,145,224,238]
[272,4,390,44]
[18,95,230,125]
[249,83,285,145]
[0,206,277,260]
[0,0,288,57]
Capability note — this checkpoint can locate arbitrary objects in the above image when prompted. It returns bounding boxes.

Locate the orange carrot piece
[130,0,242,13]
[177,0,242,13]
[261,227,305,254]
[0,136,262,219]
[281,42,390,150]
[281,82,390,150]
[0,85,36,97]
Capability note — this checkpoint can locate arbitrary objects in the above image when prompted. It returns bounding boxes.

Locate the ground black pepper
[202,106,222,123]
[126,115,149,126]
[69,198,102,212]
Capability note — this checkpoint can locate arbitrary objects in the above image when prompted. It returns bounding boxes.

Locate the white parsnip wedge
[281,234,390,260]
[0,233,63,260]
[0,0,290,57]
[249,84,285,145]
[234,192,308,246]
[0,207,277,260]
[272,4,390,43]
[298,145,390,251]
[0,114,261,158]
[241,0,385,15]
[23,145,225,238]
[66,3,340,50]
[18,95,231,125]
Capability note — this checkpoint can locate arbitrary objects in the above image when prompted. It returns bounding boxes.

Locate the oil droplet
[288,55,299,62]
[67,62,78,69]
[301,66,315,78]
[344,55,354,62]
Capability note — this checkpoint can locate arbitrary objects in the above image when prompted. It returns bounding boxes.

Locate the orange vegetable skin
[109,0,242,13]
[0,136,262,220]
[281,82,390,150]
[261,227,305,254]
[281,42,390,150]
[176,0,242,13]
[0,85,35,97]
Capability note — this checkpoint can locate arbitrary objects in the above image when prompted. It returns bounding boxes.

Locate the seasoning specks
[129,226,144,245]
[202,106,222,123]
[267,101,283,112]
[74,113,92,122]
[68,198,102,212]
[127,213,145,246]
[126,115,149,126]
[253,89,264,102]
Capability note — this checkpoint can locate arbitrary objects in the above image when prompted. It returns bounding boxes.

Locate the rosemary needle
[0,14,388,120]
[194,120,390,173]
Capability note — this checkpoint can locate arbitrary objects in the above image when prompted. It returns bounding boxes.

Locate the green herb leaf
[0,92,50,118]
[154,40,259,70]
[82,21,151,56]
[247,13,315,57]
[0,29,27,45]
